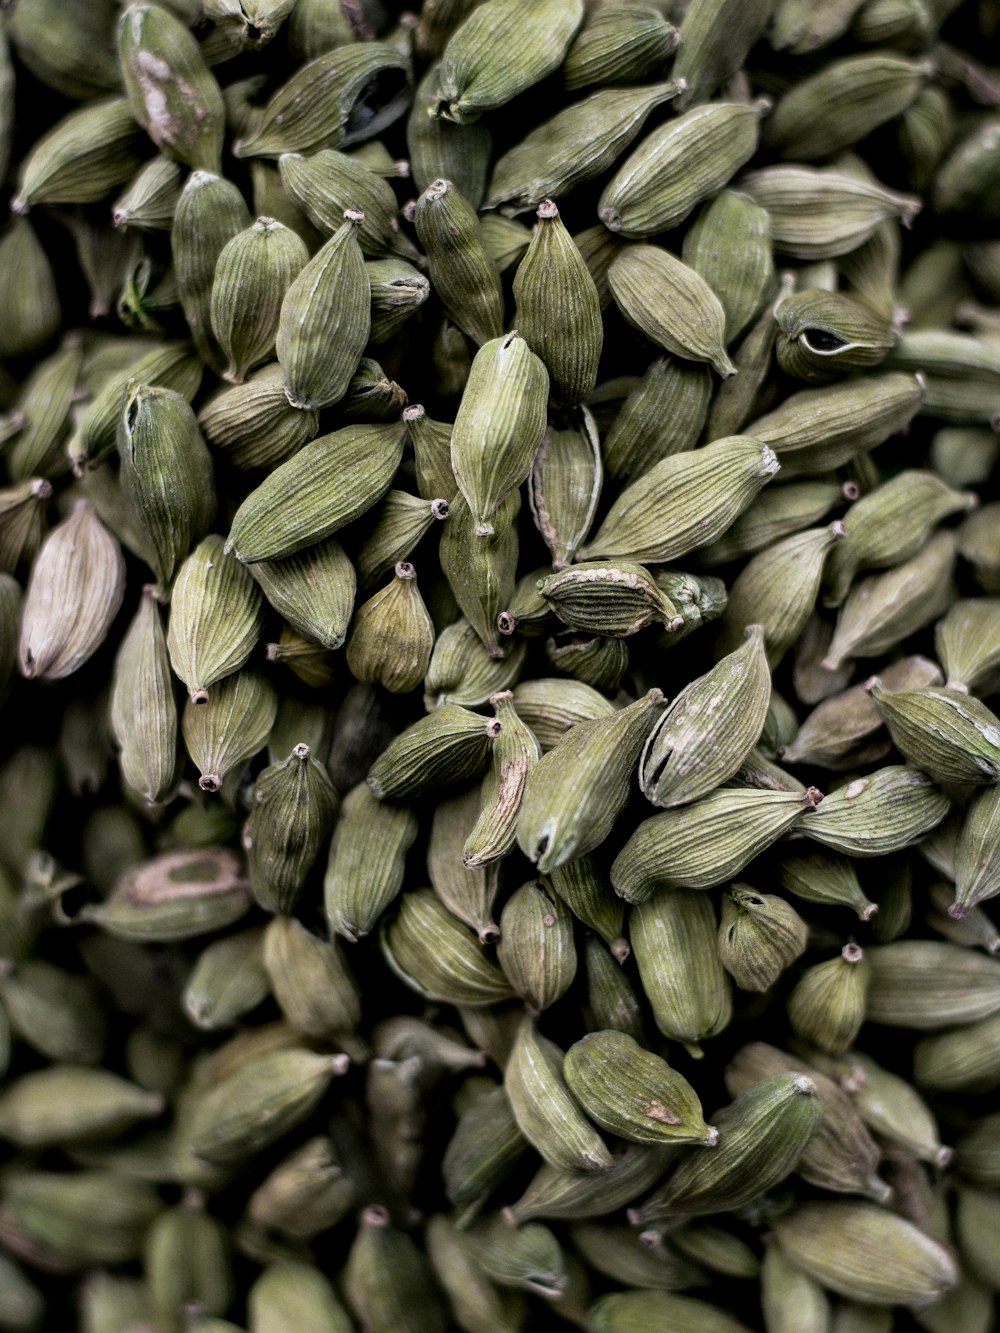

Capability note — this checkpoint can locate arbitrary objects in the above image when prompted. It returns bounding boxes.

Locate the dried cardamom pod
[464,691,540,868]
[673,0,773,106]
[787,943,870,1054]
[346,562,435,695]
[183,927,269,1031]
[381,889,514,1006]
[428,784,502,941]
[718,886,809,992]
[280,148,419,261]
[865,940,1000,1028]
[368,703,495,801]
[539,561,680,638]
[528,413,602,569]
[245,743,338,915]
[407,63,494,206]
[110,587,179,807]
[324,782,418,943]
[516,688,664,873]
[602,356,712,482]
[439,491,520,658]
[413,177,504,347]
[775,288,899,382]
[173,171,251,376]
[563,5,678,89]
[181,670,277,795]
[344,1205,447,1333]
[426,617,527,710]
[263,915,360,1044]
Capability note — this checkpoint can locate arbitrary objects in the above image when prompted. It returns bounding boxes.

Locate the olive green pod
[246,743,338,915]
[587,1289,753,1332]
[111,586,179,806]
[563,5,679,89]
[250,537,356,652]
[250,1260,353,1333]
[173,171,252,376]
[443,1084,529,1220]
[612,788,819,902]
[0,217,59,360]
[581,436,779,565]
[7,337,82,482]
[117,4,225,173]
[183,927,270,1031]
[761,1238,832,1333]
[12,97,145,211]
[408,64,494,206]
[870,682,1000,785]
[475,1217,566,1300]
[279,148,419,261]
[776,288,899,382]
[226,420,405,563]
[0,1066,163,1148]
[168,535,265,703]
[346,562,435,695]
[345,1205,447,1333]
[112,155,184,232]
[549,855,628,961]
[381,888,515,1006]
[718,886,809,993]
[181,670,277,794]
[673,0,773,106]
[800,766,950,858]
[512,677,615,751]
[275,209,370,411]
[325,782,418,942]
[247,1135,354,1239]
[516,688,664,874]
[145,1196,233,1331]
[682,191,774,345]
[915,1013,1000,1093]
[539,561,679,637]
[936,597,1000,694]
[565,1031,715,1147]
[432,0,584,123]
[368,703,495,801]
[609,246,735,378]
[772,1202,956,1307]
[497,880,577,1011]
[504,1017,613,1172]
[629,887,732,1056]
[263,915,360,1043]
[426,618,527,710]
[439,491,521,658]
[464,691,540,867]
[865,940,1000,1029]
[414,177,504,348]
[640,624,772,808]
[787,943,870,1055]
[0,1169,160,1269]
[210,217,309,385]
[700,481,844,568]
[602,356,712,482]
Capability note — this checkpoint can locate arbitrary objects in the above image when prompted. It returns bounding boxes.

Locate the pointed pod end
[792,1074,817,1096]
[199,774,222,793]
[611,938,631,965]
[947,901,970,920]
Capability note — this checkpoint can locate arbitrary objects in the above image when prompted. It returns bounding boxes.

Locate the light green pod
[682,191,774,345]
[608,245,736,378]
[0,1066,163,1148]
[800,766,951,858]
[227,420,405,563]
[775,288,899,382]
[672,0,773,106]
[599,101,766,239]
[381,888,515,1006]
[414,177,504,348]
[870,682,1000,786]
[279,148,419,261]
[168,535,265,703]
[145,1196,233,1331]
[325,782,419,941]
[210,217,308,384]
[528,411,603,568]
[12,96,145,211]
[112,155,184,231]
[513,200,603,407]
[440,491,521,659]
[407,64,493,206]
[110,587,179,807]
[173,171,252,376]
[181,670,277,794]
[516,689,664,873]
[117,4,225,173]
[367,257,432,344]
[0,218,61,360]
[497,880,576,1011]
[432,0,584,123]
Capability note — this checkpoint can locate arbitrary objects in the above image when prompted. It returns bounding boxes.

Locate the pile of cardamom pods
[1,0,1000,1328]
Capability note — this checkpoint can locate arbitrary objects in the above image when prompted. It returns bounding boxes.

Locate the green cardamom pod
[718,885,809,992]
[181,670,277,795]
[381,888,514,1006]
[110,586,179,807]
[497,880,577,1012]
[413,177,504,347]
[245,744,339,915]
[324,781,418,942]
[869,681,1000,785]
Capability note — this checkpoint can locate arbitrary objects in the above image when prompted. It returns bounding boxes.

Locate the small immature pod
[771,846,878,920]
[602,356,712,482]
[608,245,736,378]
[325,782,418,942]
[275,209,371,412]
[428,784,502,941]
[801,765,950,858]
[173,171,252,375]
[439,491,520,658]
[250,537,356,652]
[357,492,450,590]
[431,0,584,123]
[168,535,264,704]
[210,217,308,385]
[111,588,179,807]
[640,624,771,808]
[414,178,504,347]
[405,403,456,503]
[529,412,602,570]
[715,522,845,669]
[450,332,549,537]
[19,500,125,683]
[464,691,540,867]
[846,1051,951,1167]
[504,1017,613,1172]
[545,631,629,692]
[718,886,809,992]
[117,383,215,589]
[497,881,577,1012]
[117,4,225,173]
[538,561,679,637]
[516,688,665,874]
[0,958,106,1065]
[0,1171,159,1270]
[346,562,435,695]
[630,887,732,1056]
[486,81,682,217]
[181,670,277,794]
[513,200,602,407]
[564,1030,714,1147]
[368,703,495,801]
[112,155,184,231]
[188,1047,348,1166]
[581,437,779,566]
[382,889,514,1006]
[368,257,432,344]
[630,1073,822,1223]
[584,937,645,1039]
[245,743,339,915]
[599,101,766,239]
[226,420,406,563]
[427,1215,526,1331]
[699,480,845,569]
[787,943,870,1055]
[869,682,1000,786]
[771,1202,957,1307]
[0,217,59,361]
[612,787,819,903]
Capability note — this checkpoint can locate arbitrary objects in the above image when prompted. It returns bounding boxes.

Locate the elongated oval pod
[581,436,779,565]
[431,0,584,123]
[279,148,418,260]
[145,1195,233,1330]
[414,177,504,347]
[771,1202,956,1307]
[630,887,732,1056]
[550,855,628,960]
[565,1030,715,1147]
[368,703,495,801]
[683,190,774,345]
[869,681,1000,785]
[173,172,251,375]
[181,670,277,794]
[381,888,515,1006]
[427,617,527,710]
[608,245,736,378]
[516,688,664,874]
[474,1216,566,1299]
[799,766,951,858]
[249,1260,354,1333]
[275,209,370,412]
[613,787,820,903]
[198,362,319,472]
[599,101,766,239]
[775,287,898,382]
[497,881,576,1012]
[428,784,502,942]
[865,940,1000,1029]
[263,915,360,1043]
[588,1290,753,1332]
[357,491,449,591]
[449,332,548,537]
[345,1205,448,1333]
[505,1142,673,1226]
[226,420,406,563]
[486,81,683,216]
[210,217,308,385]
[19,499,125,683]
[183,926,270,1031]
[513,200,602,406]
[167,535,264,704]
[245,743,338,915]
[443,1085,529,1220]
[602,355,712,482]
[250,537,356,652]
[110,587,178,807]
[439,491,520,658]
[0,1066,164,1148]
[630,1073,822,1223]
[672,0,773,106]
[504,1016,613,1172]
[539,561,680,637]
[563,5,679,90]
[464,692,540,867]
[324,782,418,942]
[13,97,145,212]
[761,1239,833,1333]
[936,597,1000,694]
[954,785,1000,917]
[640,624,771,808]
